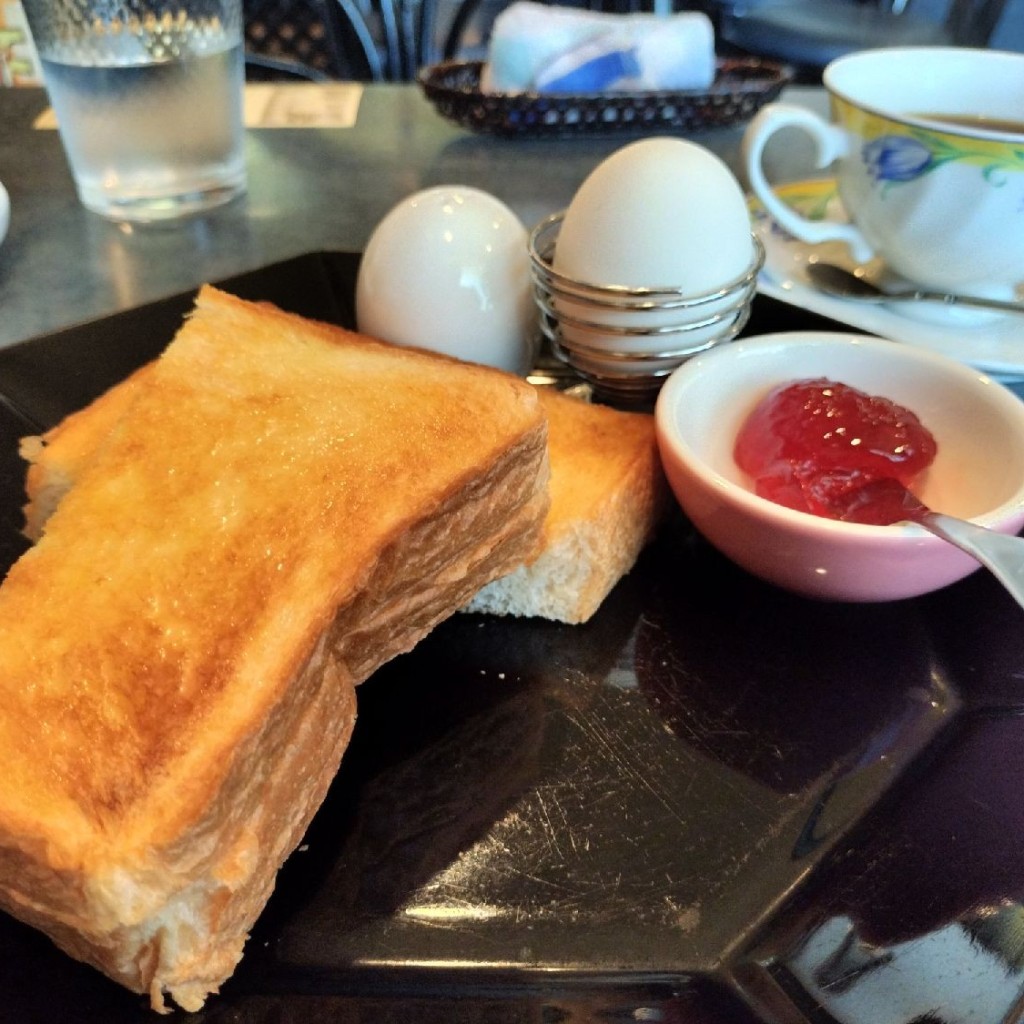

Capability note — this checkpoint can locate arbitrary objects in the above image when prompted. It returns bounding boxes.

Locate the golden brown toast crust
[20,363,151,542]
[465,387,669,623]
[0,286,548,1009]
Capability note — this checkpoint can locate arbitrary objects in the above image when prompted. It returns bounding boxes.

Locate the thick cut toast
[465,387,669,623]
[0,286,549,1011]
[24,375,669,627]
[21,364,151,542]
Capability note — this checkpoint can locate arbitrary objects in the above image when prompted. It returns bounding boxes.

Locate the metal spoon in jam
[735,378,1024,609]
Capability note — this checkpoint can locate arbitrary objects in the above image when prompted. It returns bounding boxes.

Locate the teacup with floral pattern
[742,47,1024,302]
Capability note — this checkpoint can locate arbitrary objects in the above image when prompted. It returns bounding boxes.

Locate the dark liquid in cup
[913,112,1024,135]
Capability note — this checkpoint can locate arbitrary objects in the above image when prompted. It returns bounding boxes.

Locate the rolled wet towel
[480,1,715,95]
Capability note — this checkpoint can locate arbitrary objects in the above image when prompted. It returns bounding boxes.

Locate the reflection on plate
[417,57,791,137]
[750,179,1024,384]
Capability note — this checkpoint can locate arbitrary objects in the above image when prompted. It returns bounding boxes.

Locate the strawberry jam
[734,378,937,522]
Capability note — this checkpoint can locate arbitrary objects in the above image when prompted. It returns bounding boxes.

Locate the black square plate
[1,252,1020,1024]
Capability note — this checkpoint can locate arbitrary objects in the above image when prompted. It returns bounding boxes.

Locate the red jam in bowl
[734,378,937,523]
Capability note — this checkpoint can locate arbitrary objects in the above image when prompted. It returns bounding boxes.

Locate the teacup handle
[743,103,874,264]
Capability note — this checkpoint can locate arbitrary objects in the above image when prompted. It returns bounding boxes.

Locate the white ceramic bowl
[654,331,1024,602]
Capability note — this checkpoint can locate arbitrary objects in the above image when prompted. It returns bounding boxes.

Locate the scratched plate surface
[0,252,990,1024]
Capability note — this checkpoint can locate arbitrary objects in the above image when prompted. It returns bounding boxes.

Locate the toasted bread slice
[0,286,548,1011]
[464,387,669,623]
[24,376,668,628]
[23,374,667,627]
[20,363,151,542]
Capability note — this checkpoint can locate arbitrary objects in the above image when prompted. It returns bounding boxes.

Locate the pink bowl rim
[654,331,1024,540]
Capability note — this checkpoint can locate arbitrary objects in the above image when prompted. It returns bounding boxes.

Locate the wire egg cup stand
[528,212,765,403]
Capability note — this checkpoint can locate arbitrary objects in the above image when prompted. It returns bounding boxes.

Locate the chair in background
[243,0,443,80]
[329,0,443,78]
[244,0,341,78]
[243,0,709,83]
[712,0,1010,82]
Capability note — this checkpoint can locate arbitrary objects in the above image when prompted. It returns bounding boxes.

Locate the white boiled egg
[553,137,754,291]
[548,138,758,381]
[356,186,537,375]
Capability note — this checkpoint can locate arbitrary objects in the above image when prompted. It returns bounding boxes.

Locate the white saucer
[749,179,1024,384]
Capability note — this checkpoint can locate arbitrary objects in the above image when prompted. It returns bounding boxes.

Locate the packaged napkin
[480,1,715,95]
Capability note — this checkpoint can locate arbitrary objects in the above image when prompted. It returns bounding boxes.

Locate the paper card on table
[34,82,364,131]
[243,83,363,127]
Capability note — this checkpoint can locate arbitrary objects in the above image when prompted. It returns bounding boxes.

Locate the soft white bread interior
[463,387,669,624]
[1,285,549,1011]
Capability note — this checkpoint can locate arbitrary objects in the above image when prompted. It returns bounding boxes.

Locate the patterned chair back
[244,0,441,79]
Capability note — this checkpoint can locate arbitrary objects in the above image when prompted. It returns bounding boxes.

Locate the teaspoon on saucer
[806,262,1024,316]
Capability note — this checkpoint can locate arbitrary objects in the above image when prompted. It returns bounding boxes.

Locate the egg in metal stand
[529,137,764,404]
[356,186,538,375]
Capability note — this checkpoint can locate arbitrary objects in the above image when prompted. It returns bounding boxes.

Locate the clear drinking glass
[23,0,247,222]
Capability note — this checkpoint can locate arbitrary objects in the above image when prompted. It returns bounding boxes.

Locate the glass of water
[23,0,247,222]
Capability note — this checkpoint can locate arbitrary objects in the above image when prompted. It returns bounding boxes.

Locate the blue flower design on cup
[863,136,932,183]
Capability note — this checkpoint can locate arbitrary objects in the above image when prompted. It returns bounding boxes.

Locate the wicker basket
[417,57,793,138]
